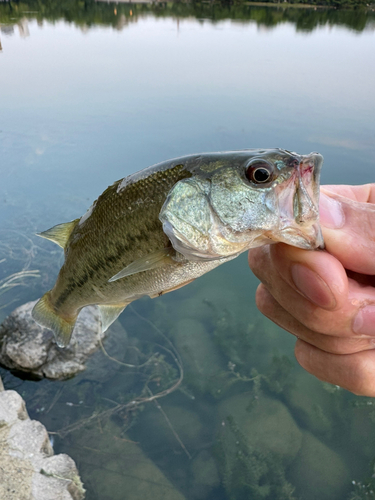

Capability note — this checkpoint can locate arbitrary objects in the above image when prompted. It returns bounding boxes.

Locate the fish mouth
[271,152,324,250]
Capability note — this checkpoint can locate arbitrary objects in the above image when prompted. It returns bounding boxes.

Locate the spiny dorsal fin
[37,219,80,249]
[99,304,128,333]
[32,292,77,348]
[108,248,175,283]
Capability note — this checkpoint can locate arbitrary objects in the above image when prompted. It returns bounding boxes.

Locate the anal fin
[99,304,128,333]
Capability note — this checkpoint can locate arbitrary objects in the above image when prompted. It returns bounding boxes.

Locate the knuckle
[329,339,366,355]
[296,307,349,337]
[248,247,272,282]
[255,285,274,316]
[347,354,375,397]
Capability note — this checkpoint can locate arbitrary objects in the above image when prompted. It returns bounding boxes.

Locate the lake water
[1,2,375,499]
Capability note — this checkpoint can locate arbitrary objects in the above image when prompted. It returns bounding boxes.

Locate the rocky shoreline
[0,374,85,500]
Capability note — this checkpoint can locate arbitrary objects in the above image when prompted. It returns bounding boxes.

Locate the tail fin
[32,292,77,348]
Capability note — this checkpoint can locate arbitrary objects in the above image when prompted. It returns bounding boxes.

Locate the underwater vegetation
[349,466,375,500]
[217,415,296,500]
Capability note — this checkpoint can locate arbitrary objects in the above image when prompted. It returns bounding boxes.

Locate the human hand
[248,184,375,396]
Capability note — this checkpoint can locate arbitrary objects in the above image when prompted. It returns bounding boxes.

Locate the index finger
[319,185,375,275]
[322,183,375,204]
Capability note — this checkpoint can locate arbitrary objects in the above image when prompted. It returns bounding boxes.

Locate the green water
[1,2,375,499]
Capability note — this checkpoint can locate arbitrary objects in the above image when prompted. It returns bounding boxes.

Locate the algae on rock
[216,393,301,500]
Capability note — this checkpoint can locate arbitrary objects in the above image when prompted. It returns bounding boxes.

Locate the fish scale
[32,150,323,347]
[55,164,192,307]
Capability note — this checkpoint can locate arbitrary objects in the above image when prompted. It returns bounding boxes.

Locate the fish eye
[245,162,274,184]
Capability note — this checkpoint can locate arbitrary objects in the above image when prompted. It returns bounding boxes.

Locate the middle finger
[249,244,375,338]
[256,284,375,355]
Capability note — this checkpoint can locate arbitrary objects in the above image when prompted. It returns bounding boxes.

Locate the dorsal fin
[37,219,80,249]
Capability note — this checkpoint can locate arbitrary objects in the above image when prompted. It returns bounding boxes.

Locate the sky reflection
[0,14,374,231]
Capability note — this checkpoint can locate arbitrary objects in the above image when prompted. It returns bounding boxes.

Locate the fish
[32,149,324,348]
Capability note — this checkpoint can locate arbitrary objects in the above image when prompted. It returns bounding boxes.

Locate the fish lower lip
[276,222,324,250]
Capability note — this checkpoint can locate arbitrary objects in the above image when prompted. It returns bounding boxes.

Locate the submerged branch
[0,269,40,294]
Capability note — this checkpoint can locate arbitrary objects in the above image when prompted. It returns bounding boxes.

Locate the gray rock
[0,389,85,500]
[0,300,109,379]
[0,374,3,391]
[33,454,84,500]
[8,418,53,460]
[0,390,29,426]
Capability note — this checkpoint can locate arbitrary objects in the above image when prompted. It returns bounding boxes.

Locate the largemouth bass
[32,149,324,348]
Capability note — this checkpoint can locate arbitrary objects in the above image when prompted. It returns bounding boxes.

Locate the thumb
[319,187,375,275]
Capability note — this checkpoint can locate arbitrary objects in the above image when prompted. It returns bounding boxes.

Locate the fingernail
[291,263,336,309]
[353,306,375,336]
[319,193,345,229]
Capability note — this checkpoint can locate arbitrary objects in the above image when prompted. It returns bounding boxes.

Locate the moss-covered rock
[218,394,302,465]
[216,394,301,500]
[287,431,350,500]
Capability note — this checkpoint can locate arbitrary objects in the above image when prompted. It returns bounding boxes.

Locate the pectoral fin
[108,248,176,283]
[37,219,80,249]
[99,304,128,333]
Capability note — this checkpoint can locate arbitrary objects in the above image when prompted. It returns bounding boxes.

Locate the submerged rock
[349,405,375,462]
[176,285,243,326]
[287,431,350,500]
[0,380,85,500]
[190,450,220,500]
[62,418,186,500]
[136,404,204,455]
[0,300,110,379]
[218,394,302,465]
[173,318,224,394]
[283,370,333,437]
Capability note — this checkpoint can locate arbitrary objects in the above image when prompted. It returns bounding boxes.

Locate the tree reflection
[0,0,374,34]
